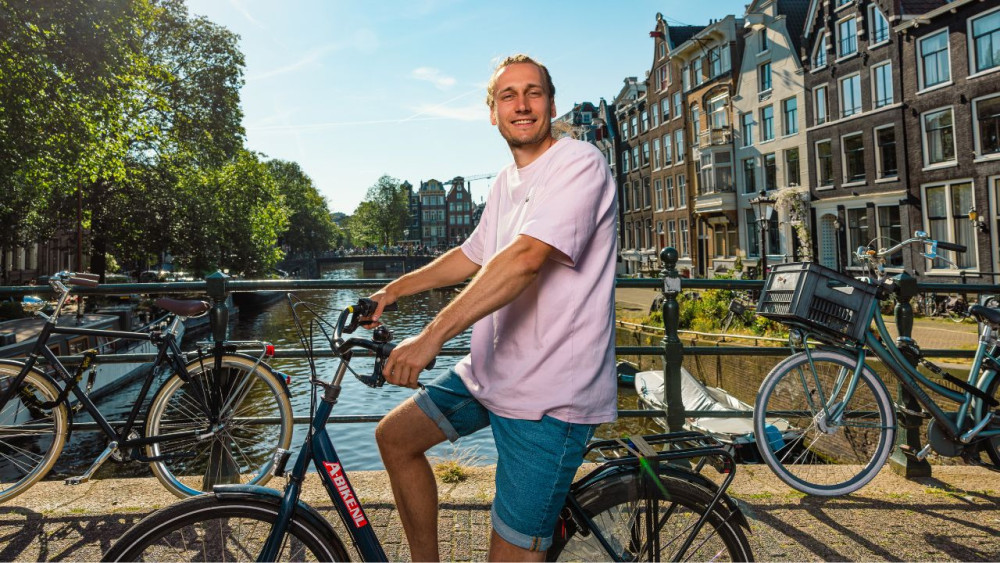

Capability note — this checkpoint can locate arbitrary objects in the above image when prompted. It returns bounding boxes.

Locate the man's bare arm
[383,234,556,387]
[369,247,481,319]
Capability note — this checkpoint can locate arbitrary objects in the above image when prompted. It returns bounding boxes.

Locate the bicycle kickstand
[66,441,119,485]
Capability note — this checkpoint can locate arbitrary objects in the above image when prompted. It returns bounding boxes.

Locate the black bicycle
[0,272,293,502]
[105,296,753,561]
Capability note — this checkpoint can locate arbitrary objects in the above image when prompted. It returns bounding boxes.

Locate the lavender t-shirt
[453,138,618,424]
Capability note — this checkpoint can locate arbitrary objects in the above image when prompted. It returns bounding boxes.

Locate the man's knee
[375,399,445,460]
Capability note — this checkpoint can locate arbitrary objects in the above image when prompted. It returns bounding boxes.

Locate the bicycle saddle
[968,304,1000,326]
[154,297,211,317]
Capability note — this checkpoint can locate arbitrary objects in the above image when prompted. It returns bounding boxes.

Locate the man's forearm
[385,247,480,299]
[420,237,549,346]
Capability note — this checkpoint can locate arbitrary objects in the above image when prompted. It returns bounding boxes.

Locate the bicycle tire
[547,470,753,562]
[145,355,293,497]
[103,494,348,561]
[754,349,896,496]
[979,368,1000,468]
[0,363,69,504]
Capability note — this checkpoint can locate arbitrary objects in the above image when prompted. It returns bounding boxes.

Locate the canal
[52,264,660,479]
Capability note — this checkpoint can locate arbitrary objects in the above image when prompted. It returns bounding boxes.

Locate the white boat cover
[634,369,789,439]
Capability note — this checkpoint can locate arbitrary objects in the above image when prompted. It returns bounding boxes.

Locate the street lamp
[751,189,776,278]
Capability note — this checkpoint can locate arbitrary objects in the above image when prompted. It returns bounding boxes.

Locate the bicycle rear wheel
[0,364,68,504]
[145,355,293,497]
[548,470,752,562]
[103,494,347,561]
[754,350,896,496]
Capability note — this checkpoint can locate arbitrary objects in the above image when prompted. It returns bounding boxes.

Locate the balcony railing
[699,127,732,147]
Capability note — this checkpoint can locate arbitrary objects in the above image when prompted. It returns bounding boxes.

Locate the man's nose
[515,95,530,112]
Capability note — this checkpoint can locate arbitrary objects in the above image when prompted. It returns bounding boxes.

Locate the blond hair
[485,54,556,109]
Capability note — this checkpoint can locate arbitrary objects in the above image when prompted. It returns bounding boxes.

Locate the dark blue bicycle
[105,297,753,561]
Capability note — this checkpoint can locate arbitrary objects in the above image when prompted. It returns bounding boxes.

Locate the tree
[350,175,409,247]
[266,159,337,257]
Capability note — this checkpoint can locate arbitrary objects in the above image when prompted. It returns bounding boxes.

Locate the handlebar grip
[355,298,398,317]
[936,241,966,253]
[68,276,99,288]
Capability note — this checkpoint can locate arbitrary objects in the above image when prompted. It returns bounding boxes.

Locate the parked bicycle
[105,297,754,561]
[752,232,1000,496]
[0,272,293,503]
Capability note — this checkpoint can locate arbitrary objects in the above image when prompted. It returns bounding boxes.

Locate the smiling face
[489,62,556,152]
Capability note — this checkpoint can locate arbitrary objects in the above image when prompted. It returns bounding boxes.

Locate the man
[369,54,617,561]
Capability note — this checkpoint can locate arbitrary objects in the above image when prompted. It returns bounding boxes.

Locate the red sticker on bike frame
[322,461,368,528]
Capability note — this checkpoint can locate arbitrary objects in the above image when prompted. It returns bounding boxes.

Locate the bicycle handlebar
[331,298,434,388]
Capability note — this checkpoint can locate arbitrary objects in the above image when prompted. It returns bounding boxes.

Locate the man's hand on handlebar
[383,332,443,389]
[364,289,399,325]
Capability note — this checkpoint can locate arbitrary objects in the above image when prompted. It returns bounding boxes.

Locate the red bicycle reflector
[265,344,275,357]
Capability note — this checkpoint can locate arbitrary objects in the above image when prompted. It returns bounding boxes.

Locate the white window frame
[814,84,829,125]
[760,105,775,142]
[663,133,673,165]
[666,177,676,209]
[873,124,898,180]
[839,73,862,118]
[654,178,664,210]
[971,93,1000,160]
[868,4,890,47]
[917,28,952,92]
[841,131,865,185]
[812,31,828,69]
[652,137,662,170]
[679,218,690,256]
[871,61,893,108]
[968,5,1000,78]
[836,16,858,59]
[661,97,671,121]
[672,92,682,119]
[675,129,685,162]
[921,180,979,271]
[920,106,957,168]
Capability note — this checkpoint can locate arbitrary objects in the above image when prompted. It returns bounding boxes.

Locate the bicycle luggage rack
[757,262,879,344]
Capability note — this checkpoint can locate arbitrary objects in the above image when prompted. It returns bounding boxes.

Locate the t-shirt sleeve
[519,146,614,267]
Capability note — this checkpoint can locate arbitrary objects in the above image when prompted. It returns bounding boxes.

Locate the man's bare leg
[488,530,546,562]
[375,398,447,561]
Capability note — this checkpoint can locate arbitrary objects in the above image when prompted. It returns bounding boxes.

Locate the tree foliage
[350,175,410,247]
[266,159,338,256]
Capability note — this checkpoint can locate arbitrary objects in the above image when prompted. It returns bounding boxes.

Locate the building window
[971,9,1000,74]
[630,116,638,137]
[641,111,649,132]
[698,151,732,194]
[815,85,828,124]
[922,107,956,166]
[666,177,676,208]
[837,17,858,57]
[760,29,769,52]
[877,205,903,266]
[870,5,890,45]
[758,62,772,92]
[813,32,828,68]
[644,177,652,208]
[709,46,722,77]
[691,105,701,143]
[847,208,869,266]
[694,57,705,86]
[653,137,661,169]
[621,151,629,173]
[654,179,664,210]
[785,148,800,187]
[677,174,687,207]
[741,112,754,147]
[621,122,628,140]
[874,126,897,179]
[709,96,727,129]
[973,94,1000,157]
[924,182,976,269]
[632,147,640,169]
[651,103,660,128]
[675,130,685,162]
[872,61,893,108]
[680,218,690,256]
[842,133,865,183]
[642,142,650,167]
[682,64,691,91]
[664,134,673,165]
[657,65,668,91]
[782,97,798,136]
[839,74,862,117]
[816,140,834,186]
[667,220,676,250]
[745,209,760,257]
[763,153,777,190]
[761,105,774,141]
[919,30,950,90]
[742,157,756,194]
[672,92,682,118]
[661,97,671,121]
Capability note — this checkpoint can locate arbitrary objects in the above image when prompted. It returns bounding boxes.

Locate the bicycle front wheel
[0,365,68,504]
[754,349,896,496]
[103,494,348,561]
[548,470,753,562]
[146,354,293,497]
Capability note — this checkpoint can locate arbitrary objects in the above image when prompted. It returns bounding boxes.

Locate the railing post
[888,271,932,477]
[205,270,231,345]
[660,247,685,433]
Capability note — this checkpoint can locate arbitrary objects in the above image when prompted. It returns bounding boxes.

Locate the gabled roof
[776,0,810,56]
[667,25,705,49]
[898,0,950,17]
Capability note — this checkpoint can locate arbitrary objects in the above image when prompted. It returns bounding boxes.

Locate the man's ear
[550,100,556,118]
[490,105,498,126]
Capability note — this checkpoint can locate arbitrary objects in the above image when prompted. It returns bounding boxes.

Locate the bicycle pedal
[64,476,89,486]
[915,444,933,462]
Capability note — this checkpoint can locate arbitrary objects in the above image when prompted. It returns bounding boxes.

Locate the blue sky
[186,0,751,214]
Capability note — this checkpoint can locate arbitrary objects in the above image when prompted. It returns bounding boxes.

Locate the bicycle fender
[211,484,348,553]
[184,353,292,395]
[0,360,73,439]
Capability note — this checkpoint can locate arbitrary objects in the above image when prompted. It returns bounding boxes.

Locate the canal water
[52,264,659,480]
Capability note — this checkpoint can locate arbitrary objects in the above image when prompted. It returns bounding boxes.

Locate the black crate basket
[757,262,879,344]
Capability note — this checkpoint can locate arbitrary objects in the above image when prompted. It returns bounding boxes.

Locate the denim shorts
[414,369,596,552]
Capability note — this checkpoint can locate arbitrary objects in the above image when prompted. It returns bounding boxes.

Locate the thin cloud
[411,67,457,90]
[247,44,337,81]
[228,0,266,29]
[409,102,484,122]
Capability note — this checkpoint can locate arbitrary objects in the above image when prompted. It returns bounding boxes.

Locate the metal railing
[3,257,998,474]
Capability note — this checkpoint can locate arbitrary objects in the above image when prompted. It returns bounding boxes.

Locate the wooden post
[660,247,685,433]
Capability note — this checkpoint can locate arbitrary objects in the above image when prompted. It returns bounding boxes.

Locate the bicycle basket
[756,262,878,344]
